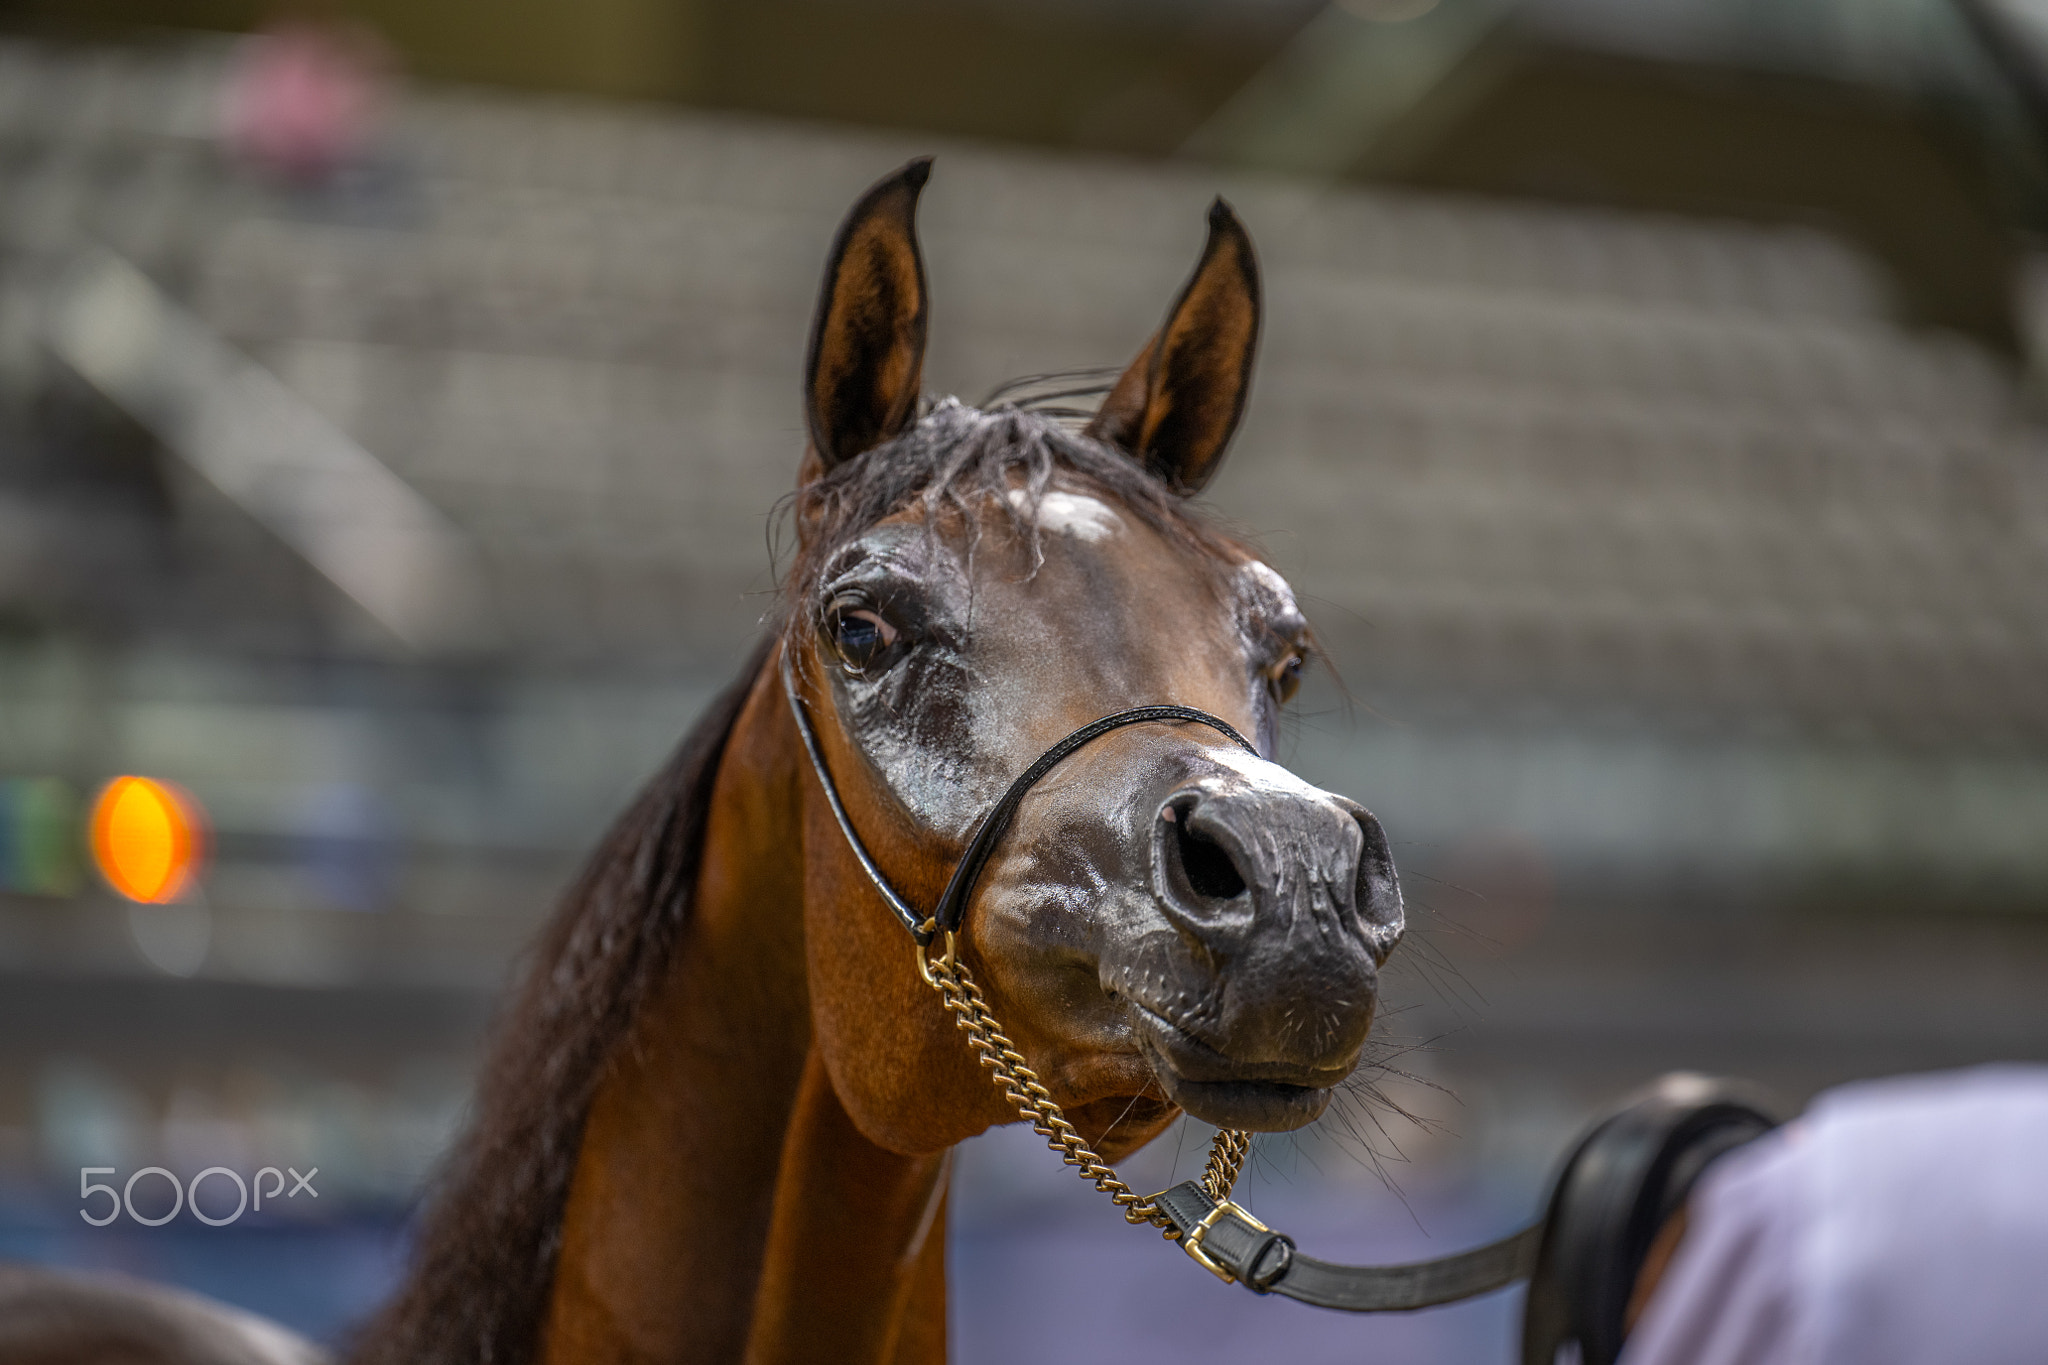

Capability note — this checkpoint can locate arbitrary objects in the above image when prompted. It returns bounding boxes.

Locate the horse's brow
[1235,561,1309,636]
[823,530,961,596]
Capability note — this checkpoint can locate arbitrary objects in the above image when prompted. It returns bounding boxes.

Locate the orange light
[89,777,206,904]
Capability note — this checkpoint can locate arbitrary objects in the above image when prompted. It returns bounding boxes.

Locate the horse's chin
[1150,1070,1332,1131]
[1131,1007,1346,1133]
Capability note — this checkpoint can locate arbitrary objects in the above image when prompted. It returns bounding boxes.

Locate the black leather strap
[1154,1180,1542,1312]
[931,705,1257,934]
[781,645,1257,943]
[1520,1075,1777,1365]
[781,649,929,938]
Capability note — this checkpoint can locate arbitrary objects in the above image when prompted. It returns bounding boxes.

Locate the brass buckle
[1178,1198,1270,1282]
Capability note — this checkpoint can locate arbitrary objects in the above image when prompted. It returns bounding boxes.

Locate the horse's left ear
[1086,198,1260,495]
[803,157,933,475]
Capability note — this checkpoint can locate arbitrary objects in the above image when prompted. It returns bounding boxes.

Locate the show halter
[781,645,1542,1311]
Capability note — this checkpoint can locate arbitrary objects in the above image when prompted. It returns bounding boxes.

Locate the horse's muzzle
[1113,771,1404,1130]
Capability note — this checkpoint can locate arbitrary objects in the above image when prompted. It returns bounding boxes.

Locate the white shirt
[1621,1065,2048,1365]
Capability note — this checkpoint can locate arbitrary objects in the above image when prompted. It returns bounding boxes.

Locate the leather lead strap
[1154,1181,1542,1312]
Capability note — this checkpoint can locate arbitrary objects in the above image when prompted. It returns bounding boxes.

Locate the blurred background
[1,0,2046,1359]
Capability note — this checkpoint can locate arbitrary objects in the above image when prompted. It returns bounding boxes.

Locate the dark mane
[350,393,1245,1365]
[348,632,771,1365]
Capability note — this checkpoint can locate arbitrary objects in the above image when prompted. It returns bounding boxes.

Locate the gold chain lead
[918,930,1250,1234]
[1200,1128,1253,1201]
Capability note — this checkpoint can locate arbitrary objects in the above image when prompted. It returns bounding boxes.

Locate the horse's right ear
[802,158,933,477]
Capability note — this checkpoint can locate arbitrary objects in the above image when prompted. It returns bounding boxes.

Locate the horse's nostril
[1173,817,1249,901]
[1345,803,1405,942]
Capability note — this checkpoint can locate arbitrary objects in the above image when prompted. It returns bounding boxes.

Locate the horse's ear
[803,158,933,475]
[1086,198,1260,495]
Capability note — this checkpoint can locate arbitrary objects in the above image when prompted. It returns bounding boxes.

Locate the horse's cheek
[800,813,997,1156]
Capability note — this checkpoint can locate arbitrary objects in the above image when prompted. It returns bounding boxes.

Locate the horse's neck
[540,665,951,1365]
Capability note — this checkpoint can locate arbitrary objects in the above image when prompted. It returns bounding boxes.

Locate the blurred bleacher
[1,27,2046,1357]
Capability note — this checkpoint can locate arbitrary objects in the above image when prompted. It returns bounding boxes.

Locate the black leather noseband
[780,645,1260,945]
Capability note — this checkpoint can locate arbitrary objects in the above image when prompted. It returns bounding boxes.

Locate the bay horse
[1,159,1405,1365]
[352,158,1404,1365]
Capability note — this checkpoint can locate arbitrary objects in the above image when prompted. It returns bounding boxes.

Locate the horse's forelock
[777,398,1248,641]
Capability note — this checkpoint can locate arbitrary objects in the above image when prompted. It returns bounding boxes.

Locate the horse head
[785,160,1406,1160]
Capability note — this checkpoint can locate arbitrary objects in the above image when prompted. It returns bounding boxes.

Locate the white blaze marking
[1009,488,1122,541]
[1201,746,1327,798]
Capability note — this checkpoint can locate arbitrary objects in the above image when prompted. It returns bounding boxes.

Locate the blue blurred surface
[0,1181,408,1348]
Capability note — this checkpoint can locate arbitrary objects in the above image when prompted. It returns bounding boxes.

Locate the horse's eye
[827,605,898,672]
[1268,654,1304,704]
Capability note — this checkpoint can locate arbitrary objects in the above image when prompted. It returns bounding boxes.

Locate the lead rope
[914,928,1253,1234]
